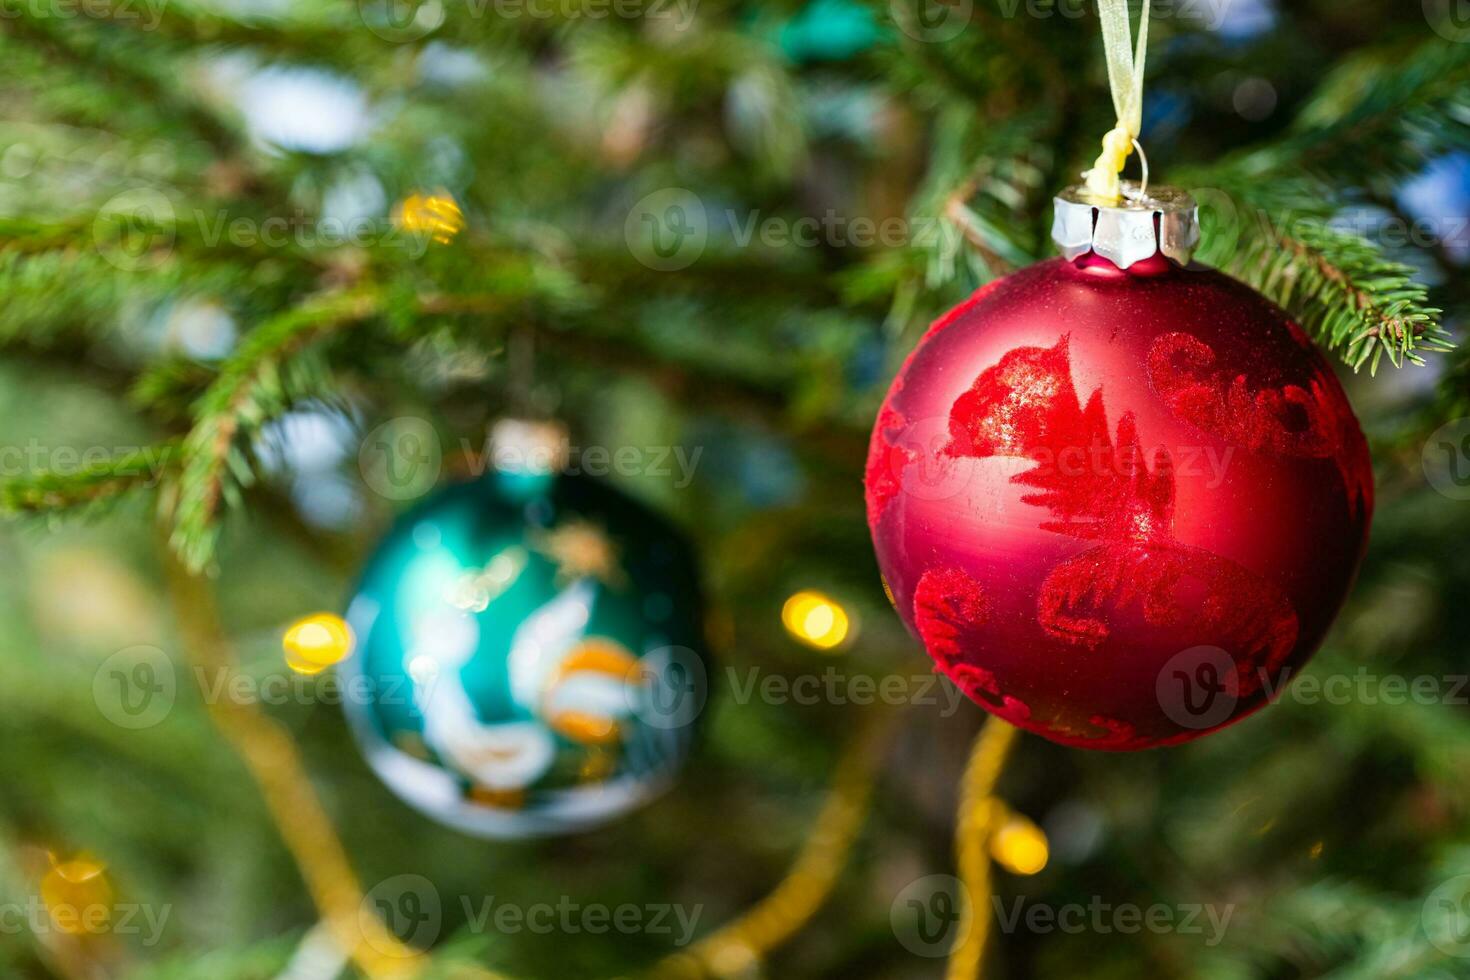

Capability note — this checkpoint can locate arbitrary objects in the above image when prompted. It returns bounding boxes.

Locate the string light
[283,613,355,675]
[394,190,464,244]
[990,811,1049,876]
[781,590,852,651]
[41,855,112,935]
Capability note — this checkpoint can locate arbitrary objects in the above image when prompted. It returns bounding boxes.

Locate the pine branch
[1171,37,1470,376]
[0,250,224,351]
[1202,201,1453,374]
[0,441,179,517]
[1232,37,1470,186]
[0,16,244,165]
[168,289,377,572]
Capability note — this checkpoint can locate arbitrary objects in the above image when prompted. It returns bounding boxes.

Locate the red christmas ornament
[866,186,1373,750]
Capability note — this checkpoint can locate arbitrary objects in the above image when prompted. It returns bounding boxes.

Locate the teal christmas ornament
[341,421,709,838]
[776,0,881,63]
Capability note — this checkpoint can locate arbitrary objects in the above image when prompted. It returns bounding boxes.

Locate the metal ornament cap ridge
[1051,182,1200,270]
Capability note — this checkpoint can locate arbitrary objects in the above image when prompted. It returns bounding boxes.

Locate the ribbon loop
[1084,0,1150,202]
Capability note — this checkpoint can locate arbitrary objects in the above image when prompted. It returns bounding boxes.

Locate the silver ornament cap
[490,417,570,475]
[1051,182,1199,270]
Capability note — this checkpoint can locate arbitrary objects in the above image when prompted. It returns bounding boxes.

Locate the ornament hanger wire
[1127,137,1150,201]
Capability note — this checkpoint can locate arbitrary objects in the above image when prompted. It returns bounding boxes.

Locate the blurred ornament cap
[1052,182,1199,270]
[491,417,570,475]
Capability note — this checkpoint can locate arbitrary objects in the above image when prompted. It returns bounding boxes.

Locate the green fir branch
[0,441,179,517]
[1203,203,1453,374]
[168,289,378,572]
[1231,38,1470,186]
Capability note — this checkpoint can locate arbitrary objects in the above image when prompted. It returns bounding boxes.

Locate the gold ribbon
[1084,0,1150,202]
[945,717,1020,980]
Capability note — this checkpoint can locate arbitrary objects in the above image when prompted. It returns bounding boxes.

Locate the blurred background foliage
[1,0,1470,976]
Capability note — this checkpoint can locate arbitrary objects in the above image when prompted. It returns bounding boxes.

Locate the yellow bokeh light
[283,613,355,674]
[781,590,852,651]
[394,190,465,244]
[41,854,112,935]
[990,813,1049,876]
